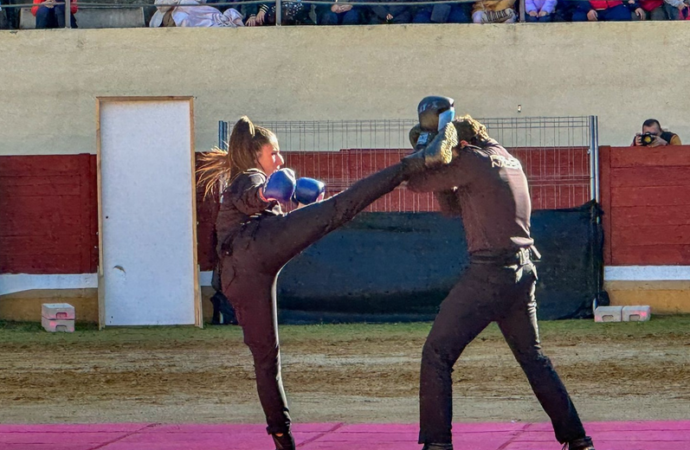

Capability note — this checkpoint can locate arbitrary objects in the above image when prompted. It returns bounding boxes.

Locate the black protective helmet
[418,96,455,132]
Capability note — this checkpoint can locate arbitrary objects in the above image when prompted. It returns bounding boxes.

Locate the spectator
[626,0,671,19]
[0,1,9,29]
[2,0,20,28]
[572,0,631,20]
[663,0,689,19]
[244,1,314,25]
[525,0,557,21]
[367,0,412,24]
[471,0,517,23]
[149,0,243,27]
[32,0,77,28]
[632,119,682,147]
[553,0,579,20]
[317,0,363,25]
[413,1,471,23]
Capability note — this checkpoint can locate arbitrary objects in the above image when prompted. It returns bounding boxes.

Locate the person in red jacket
[32,0,77,28]
[572,0,631,20]
[630,0,667,19]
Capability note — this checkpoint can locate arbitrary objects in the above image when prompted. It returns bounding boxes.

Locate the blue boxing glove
[293,177,326,206]
[262,168,296,203]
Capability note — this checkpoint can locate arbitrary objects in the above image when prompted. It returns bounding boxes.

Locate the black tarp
[276,201,606,324]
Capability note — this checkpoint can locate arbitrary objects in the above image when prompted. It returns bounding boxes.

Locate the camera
[639,132,656,146]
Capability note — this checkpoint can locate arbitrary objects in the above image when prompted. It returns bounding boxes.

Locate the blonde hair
[454,115,490,145]
[197,116,278,198]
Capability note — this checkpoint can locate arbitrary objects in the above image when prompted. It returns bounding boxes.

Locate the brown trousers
[220,163,406,434]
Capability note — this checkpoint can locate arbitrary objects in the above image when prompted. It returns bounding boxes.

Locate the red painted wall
[599,145,690,265]
[1,147,590,275]
[0,155,98,274]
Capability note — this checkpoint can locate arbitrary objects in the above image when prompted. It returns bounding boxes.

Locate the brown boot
[563,436,595,450]
[271,431,295,450]
[421,444,453,450]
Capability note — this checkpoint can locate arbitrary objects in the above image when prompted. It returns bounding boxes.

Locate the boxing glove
[403,121,458,171]
[293,177,326,206]
[410,95,456,152]
[262,168,296,203]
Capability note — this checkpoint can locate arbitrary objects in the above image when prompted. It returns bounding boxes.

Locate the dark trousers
[220,163,407,435]
[0,8,9,29]
[419,257,587,445]
[413,4,470,23]
[525,13,553,21]
[369,10,412,23]
[319,9,362,24]
[35,4,77,28]
[571,4,630,21]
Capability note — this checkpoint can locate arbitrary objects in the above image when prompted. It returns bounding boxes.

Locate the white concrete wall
[1,22,688,155]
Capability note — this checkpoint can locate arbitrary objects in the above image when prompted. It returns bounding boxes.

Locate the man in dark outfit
[406,97,596,450]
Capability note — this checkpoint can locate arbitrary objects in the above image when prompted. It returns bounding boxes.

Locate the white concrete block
[622,305,651,322]
[41,317,75,333]
[594,306,623,322]
[41,303,75,320]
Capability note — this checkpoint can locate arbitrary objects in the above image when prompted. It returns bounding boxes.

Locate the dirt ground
[1,317,689,425]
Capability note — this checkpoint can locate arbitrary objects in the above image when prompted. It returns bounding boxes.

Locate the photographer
[31,0,77,28]
[632,119,682,147]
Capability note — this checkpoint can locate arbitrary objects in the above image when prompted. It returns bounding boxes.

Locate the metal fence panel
[218,116,596,211]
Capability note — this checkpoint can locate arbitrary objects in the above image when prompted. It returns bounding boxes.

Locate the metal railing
[3,0,616,28]
[218,116,600,206]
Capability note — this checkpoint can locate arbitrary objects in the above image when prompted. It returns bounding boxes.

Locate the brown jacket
[407,139,533,254]
[215,169,283,255]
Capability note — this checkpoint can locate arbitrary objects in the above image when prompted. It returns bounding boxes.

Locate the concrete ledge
[0,286,216,323]
[0,273,97,296]
[19,7,145,29]
[605,280,690,315]
[0,288,99,322]
[0,272,212,296]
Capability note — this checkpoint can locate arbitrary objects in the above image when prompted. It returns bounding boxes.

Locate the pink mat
[0,421,687,450]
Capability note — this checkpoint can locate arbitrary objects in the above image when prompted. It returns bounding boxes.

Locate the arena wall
[600,146,690,314]
[1,22,689,157]
[2,23,690,321]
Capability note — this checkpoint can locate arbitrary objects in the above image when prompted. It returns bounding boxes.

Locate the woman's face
[257,143,284,176]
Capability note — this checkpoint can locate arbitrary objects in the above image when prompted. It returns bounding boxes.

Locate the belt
[470,246,540,266]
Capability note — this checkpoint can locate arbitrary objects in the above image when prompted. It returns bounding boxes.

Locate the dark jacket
[369,0,411,19]
[631,131,681,146]
[215,169,283,256]
[407,139,534,254]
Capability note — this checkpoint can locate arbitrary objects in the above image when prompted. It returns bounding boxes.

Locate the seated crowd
[158,0,690,26]
[0,0,688,28]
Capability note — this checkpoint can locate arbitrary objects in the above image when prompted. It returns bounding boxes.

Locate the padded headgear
[418,96,455,132]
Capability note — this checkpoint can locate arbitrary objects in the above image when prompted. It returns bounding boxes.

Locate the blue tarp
[276,201,605,324]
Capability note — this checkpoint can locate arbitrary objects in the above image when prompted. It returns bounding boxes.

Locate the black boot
[563,436,595,450]
[271,431,295,450]
[422,444,453,450]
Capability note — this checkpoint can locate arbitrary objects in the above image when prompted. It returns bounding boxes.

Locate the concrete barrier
[19,6,144,29]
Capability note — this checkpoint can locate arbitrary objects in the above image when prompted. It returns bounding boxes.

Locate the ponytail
[196,116,278,199]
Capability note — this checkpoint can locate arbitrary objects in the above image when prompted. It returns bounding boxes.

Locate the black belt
[470,246,540,266]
